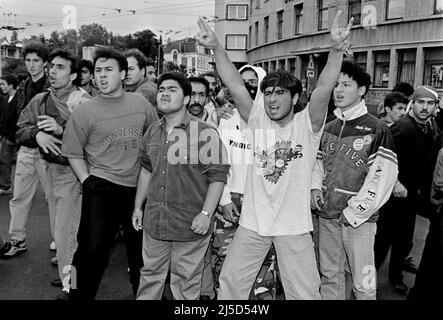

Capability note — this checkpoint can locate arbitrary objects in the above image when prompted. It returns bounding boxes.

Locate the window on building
[270,60,276,72]
[264,16,269,43]
[255,21,259,46]
[226,34,247,50]
[349,0,362,25]
[279,59,286,71]
[249,26,252,48]
[277,10,284,40]
[353,52,367,71]
[294,4,303,35]
[386,0,404,20]
[397,49,416,86]
[227,4,248,20]
[263,61,269,73]
[435,0,443,14]
[373,51,390,88]
[192,57,196,68]
[424,47,443,89]
[318,0,329,31]
[289,58,296,76]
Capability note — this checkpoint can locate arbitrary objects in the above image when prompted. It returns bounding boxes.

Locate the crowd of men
[0,12,442,300]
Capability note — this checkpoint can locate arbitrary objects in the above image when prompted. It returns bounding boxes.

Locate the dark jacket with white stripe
[312,101,398,227]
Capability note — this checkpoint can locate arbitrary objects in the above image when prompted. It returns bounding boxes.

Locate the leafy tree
[131,29,158,59]
[79,23,109,46]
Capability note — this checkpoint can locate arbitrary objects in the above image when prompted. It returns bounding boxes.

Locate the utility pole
[157,35,162,75]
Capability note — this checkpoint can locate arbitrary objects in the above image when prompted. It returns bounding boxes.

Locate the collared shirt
[24,75,48,107]
[140,111,230,242]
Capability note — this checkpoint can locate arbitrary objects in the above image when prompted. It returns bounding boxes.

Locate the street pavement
[0,183,429,300]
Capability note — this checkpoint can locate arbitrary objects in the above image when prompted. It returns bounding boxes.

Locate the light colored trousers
[319,217,377,300]
[137,232,211,300]
[9,146,56,241]
[48,163,82,291]
[218,225,321,300]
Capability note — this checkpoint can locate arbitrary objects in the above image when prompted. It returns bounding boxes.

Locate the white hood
[239,64,267,110]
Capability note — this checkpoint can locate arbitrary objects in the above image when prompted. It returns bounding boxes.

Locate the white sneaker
[49,241,56,251]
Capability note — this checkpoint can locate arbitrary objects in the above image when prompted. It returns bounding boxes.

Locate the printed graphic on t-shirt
[254,141,303,184]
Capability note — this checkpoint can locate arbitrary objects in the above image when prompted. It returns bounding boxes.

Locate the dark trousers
[0,137,15,190]
[69,176,143,300]
[409,209,443,300]
[374,196,417,282]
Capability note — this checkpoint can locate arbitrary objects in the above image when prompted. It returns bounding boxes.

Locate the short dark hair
[158,72,192,98]
[124,48,147,70]
[94,47,128,73]
[393,82,414,97]
[188,76,209,97]
[146,58,156,69]
[384,92,409,109]
[49,49,81,87]
[260,70,303,98]
[80,59,94,74]
[1,74,19,89]
[23,41,49,62]
[340,61,372,97]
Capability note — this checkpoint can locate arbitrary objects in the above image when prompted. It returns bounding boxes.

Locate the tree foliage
[79,23,109,46]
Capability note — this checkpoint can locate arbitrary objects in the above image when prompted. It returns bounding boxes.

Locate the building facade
[163,37,214,76]
[214,0,250,68]
[247,0,443,110]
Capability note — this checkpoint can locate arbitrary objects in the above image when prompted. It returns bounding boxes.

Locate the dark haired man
[80,59,99,97]
[14,49,90,299]
[188,76,217,126]
[145,58,157,83]
[374,85,440,294]
[133,72,229,299]
[311,61,398,300]
[197,11,353,299]
[63,47,158,300]
[377,92,409,127]
[124,48,157,110]
[0,74,19,195]
[2,42,57,259]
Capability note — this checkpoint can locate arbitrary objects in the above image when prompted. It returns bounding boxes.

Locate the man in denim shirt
[133,72,229,300]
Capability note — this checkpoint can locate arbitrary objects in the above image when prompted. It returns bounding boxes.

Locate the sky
[0,0,216,41]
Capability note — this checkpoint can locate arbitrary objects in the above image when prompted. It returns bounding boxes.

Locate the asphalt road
[0,183,429,300]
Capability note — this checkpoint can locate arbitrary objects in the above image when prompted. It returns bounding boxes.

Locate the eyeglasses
[263,89,290,97]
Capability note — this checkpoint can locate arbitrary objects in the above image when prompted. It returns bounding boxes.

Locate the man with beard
[188,77,217,127]
[374,85,440,294]
[62,47,158,300]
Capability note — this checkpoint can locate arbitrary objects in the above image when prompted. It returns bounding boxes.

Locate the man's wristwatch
[201,210,212,218]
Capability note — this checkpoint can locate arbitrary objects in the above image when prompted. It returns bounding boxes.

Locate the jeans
[218,225,321,300]
[69,176,143,300]
[9,146,56,241]
[137,232,211,300]
[0,137,15,190]
[48,163,82,291]
[319,217,377,300]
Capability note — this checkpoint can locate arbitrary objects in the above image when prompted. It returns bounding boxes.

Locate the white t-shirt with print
[239,103,323,236]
